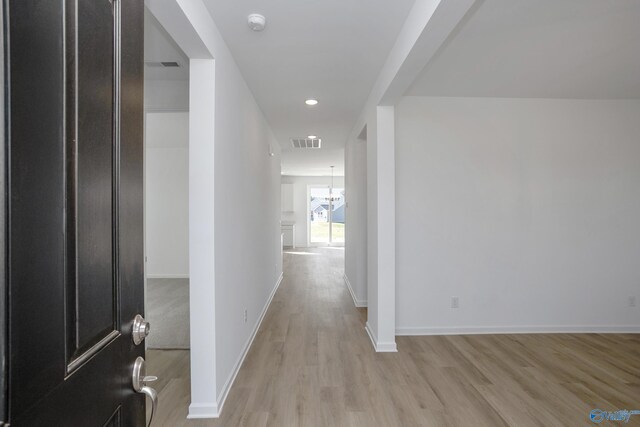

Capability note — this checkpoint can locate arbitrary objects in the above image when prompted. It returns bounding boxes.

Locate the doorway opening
[309,185,346,246]
[143,1,218,419]
[143,6,191,361]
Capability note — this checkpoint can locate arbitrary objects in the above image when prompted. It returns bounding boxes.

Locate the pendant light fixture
[324,166,335,203]
[330,166,335,202]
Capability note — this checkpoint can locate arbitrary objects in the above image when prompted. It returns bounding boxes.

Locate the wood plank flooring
[146,278,190,349]
[147,247,640,426]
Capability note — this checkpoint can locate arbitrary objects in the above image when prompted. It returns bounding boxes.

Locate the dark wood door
[4,0,145,425]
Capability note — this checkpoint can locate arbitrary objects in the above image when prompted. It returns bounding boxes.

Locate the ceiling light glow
[305,99,318,106]
[307,135,318,139]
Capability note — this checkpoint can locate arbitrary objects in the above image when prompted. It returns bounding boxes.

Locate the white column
[188,59,218,417]
[365,106,397,352]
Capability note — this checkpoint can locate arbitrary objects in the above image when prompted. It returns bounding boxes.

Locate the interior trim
[343,274,367,308]
[66,330,120,375]
[1,0,8,422]
[396,325,640,336]
[365,321,398,353]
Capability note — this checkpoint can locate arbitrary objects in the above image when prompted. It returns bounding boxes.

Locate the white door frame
[145,0,218,419]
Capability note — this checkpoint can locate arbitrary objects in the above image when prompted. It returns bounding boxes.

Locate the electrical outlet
[629,296,637,308]
[451,297,459,309]
[244,309,248,323]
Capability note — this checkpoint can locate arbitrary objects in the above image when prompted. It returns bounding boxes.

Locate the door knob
[132,314,150,345]
[132,356,158,427]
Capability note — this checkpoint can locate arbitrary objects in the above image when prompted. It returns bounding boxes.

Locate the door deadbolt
[132,314,150,345]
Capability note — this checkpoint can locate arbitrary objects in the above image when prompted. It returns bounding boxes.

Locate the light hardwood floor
[147,247,640,426]
[146,278,190,349]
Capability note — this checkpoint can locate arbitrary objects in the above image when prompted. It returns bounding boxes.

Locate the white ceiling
[144,9,189,81]
[408,0,640,99]
[202,0,415,176]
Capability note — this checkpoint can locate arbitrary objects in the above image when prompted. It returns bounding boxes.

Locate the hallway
[4,2,639,425]
[148,246,370,426]
[149,248,640,426]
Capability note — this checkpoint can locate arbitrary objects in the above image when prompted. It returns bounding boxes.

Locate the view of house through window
[309,186,345,245]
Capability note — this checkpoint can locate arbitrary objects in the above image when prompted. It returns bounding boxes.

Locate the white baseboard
[343,274,367,307]
[146,274,189,279]
[365,321,397,352]
[214,272,284,417]
[396,325,640,336]
[187,402,219,419]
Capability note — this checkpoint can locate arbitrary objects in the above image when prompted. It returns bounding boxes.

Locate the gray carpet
[146,278,190,349]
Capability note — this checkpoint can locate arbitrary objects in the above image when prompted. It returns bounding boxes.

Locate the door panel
[72,0,118,364]
[7,0,67,416]
[105,407,123,427]
[5,0,145,425]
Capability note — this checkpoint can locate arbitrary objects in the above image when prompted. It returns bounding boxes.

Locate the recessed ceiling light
[305,99,318,106]
[307,135,317,139]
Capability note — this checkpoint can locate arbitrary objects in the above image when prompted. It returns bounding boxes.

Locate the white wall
[395,96,640,334]
[144,79,189,111]
[345,136,368,306]
[214,64,282,410]
[145,112,189,278]
[281,175,345,248]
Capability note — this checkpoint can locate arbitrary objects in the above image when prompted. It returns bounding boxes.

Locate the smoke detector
[248,14,266,32]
